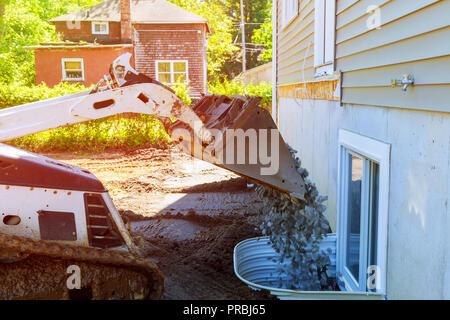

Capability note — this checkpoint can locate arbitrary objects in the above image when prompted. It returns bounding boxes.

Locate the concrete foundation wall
[278,98,450,299]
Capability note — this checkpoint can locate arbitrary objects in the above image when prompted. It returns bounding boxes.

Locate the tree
[251,14,272,64]
[0,0,272,85]
[0,0,103,85]
[212,0,272,78]
[0,0,9,36]
[167,0,238,80]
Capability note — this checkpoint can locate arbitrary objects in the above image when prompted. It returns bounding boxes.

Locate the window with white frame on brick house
[314,0,336,76]
[337,129,390,295]
[61,58,84,81]
[92,21,109,35]
[281,0,299,28]
[156,61,188,85]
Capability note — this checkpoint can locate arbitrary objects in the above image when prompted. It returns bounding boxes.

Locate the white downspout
[203,25,208,94]
[271,0,277,123]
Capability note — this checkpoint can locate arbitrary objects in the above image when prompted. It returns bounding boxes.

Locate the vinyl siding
[277,0,316,85]
[274,0,450,299]
[336,0,450,112]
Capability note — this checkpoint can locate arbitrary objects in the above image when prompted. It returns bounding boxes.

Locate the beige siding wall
[336,0,450,112]
[274,0,450,299]
[277,0,316,85]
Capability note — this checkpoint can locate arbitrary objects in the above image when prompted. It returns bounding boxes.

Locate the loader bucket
[170,95,306,200]
[107,53,306,199]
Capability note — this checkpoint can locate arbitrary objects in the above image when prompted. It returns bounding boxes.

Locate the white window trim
[155,60,189,85]
[61,58,85,81]
[314,0,336,77]
[92,21,109,35]
[281,0,299,29]
[337,129,390,296]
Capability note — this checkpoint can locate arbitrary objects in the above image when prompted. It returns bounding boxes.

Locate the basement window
[314,0,336,76]
[281,0,299,29]
[92,21,109,35]
[337,130,390,295]
[62,58,85,81]
[156,60,188,85]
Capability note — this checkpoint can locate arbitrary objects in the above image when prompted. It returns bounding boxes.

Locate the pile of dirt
[138,214,276,300]
[185,218,259,274]
[50,147,272,300]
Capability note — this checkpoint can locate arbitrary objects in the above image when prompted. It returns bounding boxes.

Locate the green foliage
[10,114,170,153]
[2,79,271,153]
[252,14,272,64]
[0,82,88,109]
[0,0,274,153]
[0,6,54,84]
[167,0,238,79]
[170,82,192,106]
[0,0,273,84]
[217,0,272,78]
[3,83,170,153]
[0,0,103,85]
[12,0,102,22]
[208,78,272,111]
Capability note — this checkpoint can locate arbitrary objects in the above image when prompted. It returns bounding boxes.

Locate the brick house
[27,0,210,97]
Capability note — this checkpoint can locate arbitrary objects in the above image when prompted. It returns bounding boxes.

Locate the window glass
[313,0,335,75]
[173,73,186,83]
[338,131,389,294]
[346,154,362,281]
[64,61,81,70]
[173,62,186,72]
[157,61,187,84]
[65,71,82,79]
[158,62,171,73]
[62,59,83,80]
[158,73,171,83]
[368,163,379,269]
[92,22,108,34]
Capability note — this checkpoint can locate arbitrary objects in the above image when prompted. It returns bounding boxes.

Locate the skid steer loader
[0,53,306,300]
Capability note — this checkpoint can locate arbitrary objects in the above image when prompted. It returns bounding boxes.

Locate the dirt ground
[49,146,275,300]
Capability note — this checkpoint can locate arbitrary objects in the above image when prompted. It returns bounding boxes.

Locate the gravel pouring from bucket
[170,95,306,200]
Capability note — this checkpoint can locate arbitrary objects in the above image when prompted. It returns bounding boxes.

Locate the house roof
[50,0,209,31]
[25,42,133,50]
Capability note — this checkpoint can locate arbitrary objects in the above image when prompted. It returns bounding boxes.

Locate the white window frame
[92,21,109,35]
[337,129,390,296]
[281,0,299,29]
[61,58,85,81]
[155,60,189,85]
[314,0,336,76]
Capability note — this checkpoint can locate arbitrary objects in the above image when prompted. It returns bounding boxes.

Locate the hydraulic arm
[0,53,306,199]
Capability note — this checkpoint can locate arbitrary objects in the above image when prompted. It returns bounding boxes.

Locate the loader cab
[0,143,126,249]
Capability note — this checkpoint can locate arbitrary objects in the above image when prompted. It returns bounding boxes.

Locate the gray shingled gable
[50,0,208,25]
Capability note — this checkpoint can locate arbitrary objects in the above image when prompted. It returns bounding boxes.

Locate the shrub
[208,78,272,111]
[2,80,272,153]
[2,83,170,152]
[10,114,170,153]
[170,82,192,106]
[0,82,89,109]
